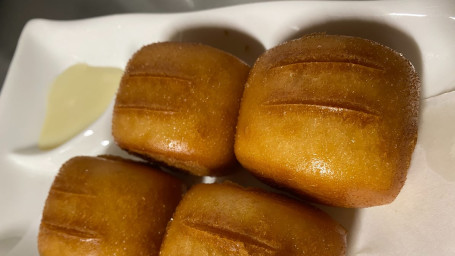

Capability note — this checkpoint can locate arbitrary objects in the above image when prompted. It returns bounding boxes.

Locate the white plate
[1,1,455,255]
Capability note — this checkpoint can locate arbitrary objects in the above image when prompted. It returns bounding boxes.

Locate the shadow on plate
[316,204,358,254]
[168,26,266,66]
[11,144,43,155]
[102,141,138,159]
[0,236,22,255]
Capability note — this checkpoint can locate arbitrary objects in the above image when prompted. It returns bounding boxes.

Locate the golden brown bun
[235,34,420,207]
[159,183,347,255]
[112,42,250,176]
[38,156,184,256]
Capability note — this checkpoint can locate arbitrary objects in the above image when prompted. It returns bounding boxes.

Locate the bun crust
[160,183,346,255]
[112,42,249,176]
[38,156,184,255]
[235,34,420,207]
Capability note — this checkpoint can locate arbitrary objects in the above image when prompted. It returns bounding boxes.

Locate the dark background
[0,0,277,91]
[0,0,376,92]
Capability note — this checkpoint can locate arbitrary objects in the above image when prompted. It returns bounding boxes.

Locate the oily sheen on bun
[38,155,184,255]
[160,182,346,255]
[112,42,249,176]
[235,34,420,207]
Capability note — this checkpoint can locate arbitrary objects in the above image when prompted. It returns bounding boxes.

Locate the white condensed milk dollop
[38,64,123,149]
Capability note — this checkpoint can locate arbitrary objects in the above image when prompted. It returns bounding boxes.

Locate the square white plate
[1,1,455,255]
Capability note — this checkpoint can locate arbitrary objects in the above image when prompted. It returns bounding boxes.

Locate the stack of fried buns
[38,34,419,255]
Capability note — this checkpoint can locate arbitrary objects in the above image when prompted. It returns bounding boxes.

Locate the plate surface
[1,1,455,255]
